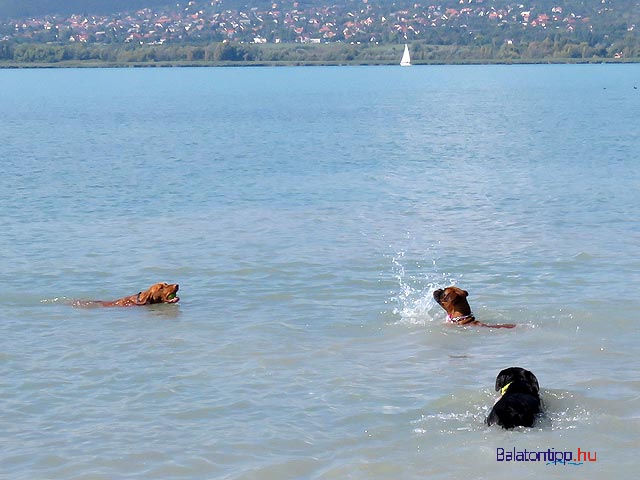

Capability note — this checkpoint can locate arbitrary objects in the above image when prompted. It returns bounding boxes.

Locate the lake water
[1,64,639,479]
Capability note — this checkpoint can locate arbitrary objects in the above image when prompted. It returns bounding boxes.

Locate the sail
[400,44,411,66]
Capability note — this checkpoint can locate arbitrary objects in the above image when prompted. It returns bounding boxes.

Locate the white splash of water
[387,249,460,325]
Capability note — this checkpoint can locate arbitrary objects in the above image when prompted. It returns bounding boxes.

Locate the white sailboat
[400,43,411,66]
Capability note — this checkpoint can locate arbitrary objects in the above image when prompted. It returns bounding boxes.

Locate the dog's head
[138,283,180,304]
[494,367,540,395]
[433,286,472,317]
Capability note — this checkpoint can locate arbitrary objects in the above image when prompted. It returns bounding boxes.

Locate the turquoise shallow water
[1,64,639,479]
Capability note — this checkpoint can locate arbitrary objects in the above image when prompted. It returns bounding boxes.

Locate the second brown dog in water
[78,282,180,307]
[433,286,515,328]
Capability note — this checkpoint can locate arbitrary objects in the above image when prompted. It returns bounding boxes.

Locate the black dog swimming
[486,367,543,429]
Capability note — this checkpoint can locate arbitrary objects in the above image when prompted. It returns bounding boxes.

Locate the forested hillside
[0,1,172,18]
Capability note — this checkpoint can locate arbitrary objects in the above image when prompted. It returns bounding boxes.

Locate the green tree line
[1,37,638,66]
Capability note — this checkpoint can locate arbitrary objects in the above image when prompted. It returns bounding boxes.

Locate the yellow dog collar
[500,382,513,396]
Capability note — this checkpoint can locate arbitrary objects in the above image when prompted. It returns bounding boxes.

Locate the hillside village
[1,0,636,46]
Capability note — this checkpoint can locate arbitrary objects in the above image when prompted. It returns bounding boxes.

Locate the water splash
[413,409,488,434]
[413,389,593,435]
[40,297,70,304]
[387,249,459,325]
[543,389,593,430]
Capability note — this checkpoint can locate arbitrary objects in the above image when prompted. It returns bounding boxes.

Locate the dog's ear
[460,289,469,298]
[494,374,507,391]
[494,369,512,391]
[144,283,165,303]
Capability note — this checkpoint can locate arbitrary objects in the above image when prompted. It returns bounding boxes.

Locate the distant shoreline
[3,39,638,69]
[1,58,638,69]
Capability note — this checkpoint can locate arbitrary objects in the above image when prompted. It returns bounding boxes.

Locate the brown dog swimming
[76,282,180,307]
[433,286,515,328]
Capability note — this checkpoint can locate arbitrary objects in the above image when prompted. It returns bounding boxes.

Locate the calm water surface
[1,64,639,479]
